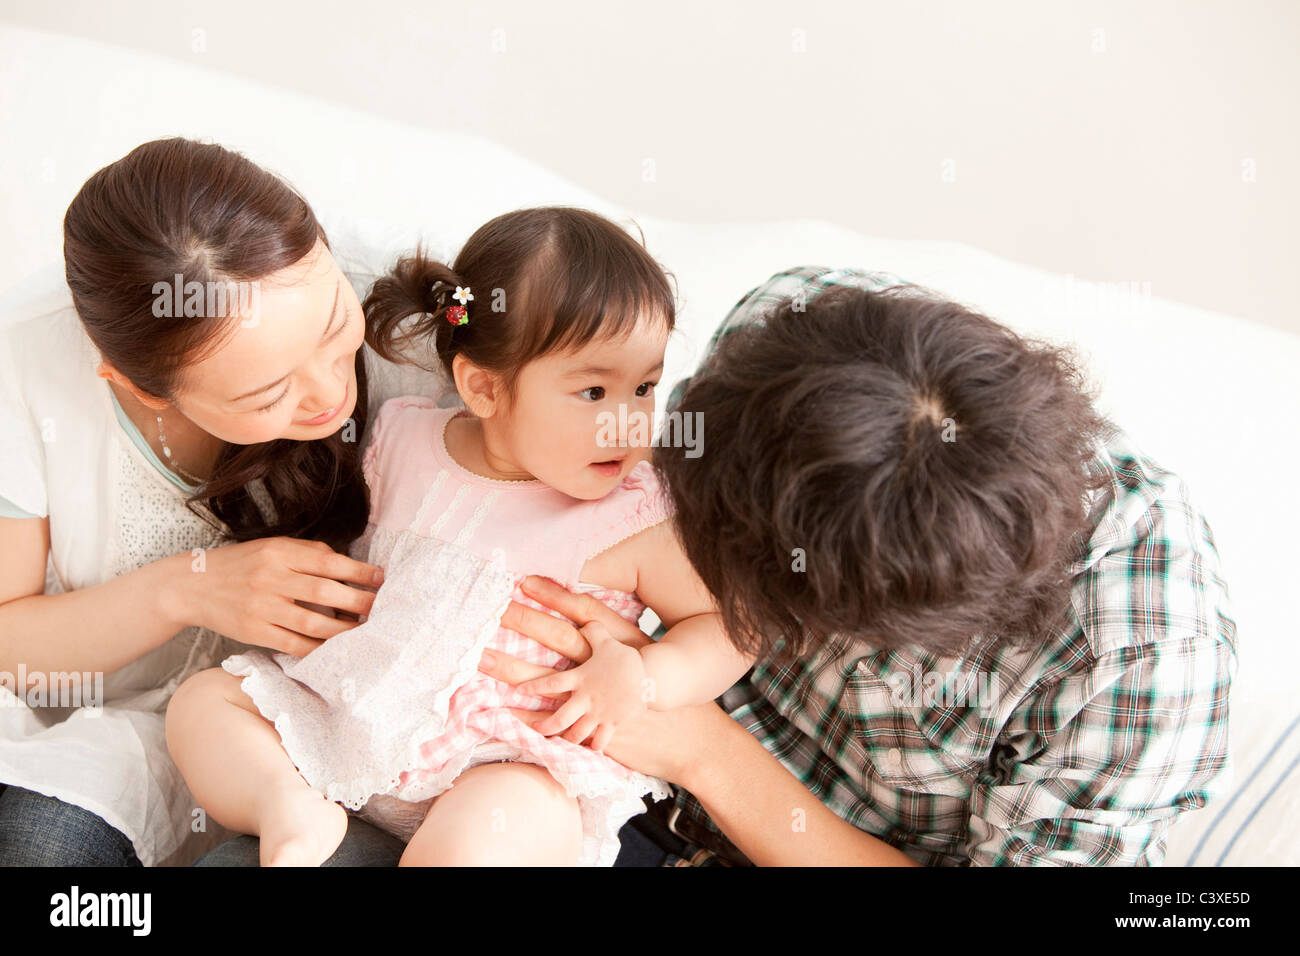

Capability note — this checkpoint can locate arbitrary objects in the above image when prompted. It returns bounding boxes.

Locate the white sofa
[1,23,1295,865]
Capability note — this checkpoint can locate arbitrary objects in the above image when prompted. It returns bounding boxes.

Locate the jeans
[194,815,407,867]
[0,782,669,867]
[0,783,142,866]
[194,816,670,866]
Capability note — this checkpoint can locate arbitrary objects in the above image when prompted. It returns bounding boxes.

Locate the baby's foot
[256,783,348,867]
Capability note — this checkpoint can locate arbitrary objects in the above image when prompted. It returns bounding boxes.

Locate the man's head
[652,282,1108,661]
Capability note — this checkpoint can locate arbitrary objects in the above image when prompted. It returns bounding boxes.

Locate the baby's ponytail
[363,246,465,376]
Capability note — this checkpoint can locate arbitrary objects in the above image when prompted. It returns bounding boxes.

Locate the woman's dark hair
[363,206,675,405]
[652,281,1109,662]
[63,137,370,552]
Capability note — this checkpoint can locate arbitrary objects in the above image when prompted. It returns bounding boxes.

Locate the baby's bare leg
[165,667,347,867]
[400,762,583,866]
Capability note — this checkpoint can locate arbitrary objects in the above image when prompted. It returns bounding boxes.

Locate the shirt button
[885,748,903,771]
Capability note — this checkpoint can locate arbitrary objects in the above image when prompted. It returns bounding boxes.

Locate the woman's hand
[169,536,384,657]
[480,574,715,783]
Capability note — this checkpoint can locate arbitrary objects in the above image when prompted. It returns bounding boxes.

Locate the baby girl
[166,206,755,866]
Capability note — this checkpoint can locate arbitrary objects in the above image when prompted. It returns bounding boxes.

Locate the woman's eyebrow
[228,279,343,403]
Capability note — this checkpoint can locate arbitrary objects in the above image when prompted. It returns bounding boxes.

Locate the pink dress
[223,397,673,866]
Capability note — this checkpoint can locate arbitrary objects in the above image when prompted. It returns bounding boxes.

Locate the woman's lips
[296,381,349,427]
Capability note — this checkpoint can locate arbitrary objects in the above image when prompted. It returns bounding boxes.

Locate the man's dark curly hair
[652,281,1109,662]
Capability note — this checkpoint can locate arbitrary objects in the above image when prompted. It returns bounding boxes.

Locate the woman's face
[170,239,365,444]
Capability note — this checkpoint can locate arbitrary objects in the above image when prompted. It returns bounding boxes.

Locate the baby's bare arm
[624,520,756,710]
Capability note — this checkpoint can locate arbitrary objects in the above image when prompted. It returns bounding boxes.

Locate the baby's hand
[516,622,648,752]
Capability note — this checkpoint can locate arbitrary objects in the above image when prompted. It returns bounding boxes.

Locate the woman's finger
[499,600,592,663]
[260,622,326,658]
[270,599,362,642]
[281,538,386,588]
[287,575,377,618]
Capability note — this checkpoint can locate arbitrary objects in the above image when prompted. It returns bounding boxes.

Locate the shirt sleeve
[574,460,675,578]
[361,395,439,510]
[0,495,39,519]
[0,328,49,518]
[360,395,404,499]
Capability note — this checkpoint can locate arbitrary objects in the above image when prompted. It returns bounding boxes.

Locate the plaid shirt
[651,266,1238,866]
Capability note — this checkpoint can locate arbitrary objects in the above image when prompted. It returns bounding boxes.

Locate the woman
[0,138,446,866]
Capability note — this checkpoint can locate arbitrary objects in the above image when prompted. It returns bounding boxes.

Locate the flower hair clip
[445,285,473,326]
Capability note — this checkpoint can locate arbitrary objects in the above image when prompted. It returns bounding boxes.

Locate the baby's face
[501,313,669,500]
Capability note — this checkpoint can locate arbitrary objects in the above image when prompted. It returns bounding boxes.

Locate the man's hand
[501,575,654,656]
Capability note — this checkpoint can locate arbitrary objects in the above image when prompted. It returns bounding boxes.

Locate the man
[609,266,1237,865]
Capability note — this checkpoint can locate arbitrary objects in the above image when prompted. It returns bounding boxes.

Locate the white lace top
[0,302,451,865]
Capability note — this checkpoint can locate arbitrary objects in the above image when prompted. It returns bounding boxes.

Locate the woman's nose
[299,365,348,415]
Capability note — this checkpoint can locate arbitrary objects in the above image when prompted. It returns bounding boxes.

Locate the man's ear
[96,360,169,410]
[451,353,504,419]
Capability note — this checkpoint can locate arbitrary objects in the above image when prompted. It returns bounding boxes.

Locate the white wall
[1,0,1294,333]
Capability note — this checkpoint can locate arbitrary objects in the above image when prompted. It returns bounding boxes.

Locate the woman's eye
[636,381,658,398]
[251,312,347,415]
[580,386,605,402]
[256,389,290,414]
[330,310,351,339]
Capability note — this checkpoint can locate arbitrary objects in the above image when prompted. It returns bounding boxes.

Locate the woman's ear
[96,360,169,410]
[451,353,503,419]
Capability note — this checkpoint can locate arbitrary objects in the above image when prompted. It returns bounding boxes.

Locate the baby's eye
[636,381,658,398]
[579,386,606,402]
